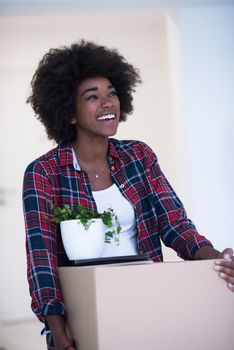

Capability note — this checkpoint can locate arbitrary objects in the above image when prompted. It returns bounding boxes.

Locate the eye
[109,90,118,97]
[86,94,98,101]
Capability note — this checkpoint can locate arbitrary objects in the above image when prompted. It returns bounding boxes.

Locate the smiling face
[72,76,120,142]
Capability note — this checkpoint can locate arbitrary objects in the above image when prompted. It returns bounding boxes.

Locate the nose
[101,96,113,108]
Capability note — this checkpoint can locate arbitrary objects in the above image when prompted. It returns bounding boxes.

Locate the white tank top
[92,183,138,257]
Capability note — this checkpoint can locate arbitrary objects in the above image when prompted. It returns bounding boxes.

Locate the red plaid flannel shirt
[23,139,212,347]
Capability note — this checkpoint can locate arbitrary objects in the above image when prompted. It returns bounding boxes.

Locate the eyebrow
[81,84,114,96]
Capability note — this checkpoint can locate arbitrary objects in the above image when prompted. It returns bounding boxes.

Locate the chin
[108,130,118,137]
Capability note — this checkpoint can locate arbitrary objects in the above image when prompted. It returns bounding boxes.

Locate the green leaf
[52,203,122,244]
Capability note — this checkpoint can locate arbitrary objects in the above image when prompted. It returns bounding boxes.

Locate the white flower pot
[60,219,105,260]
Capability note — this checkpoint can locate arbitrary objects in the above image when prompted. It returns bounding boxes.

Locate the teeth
[97,113,115,121]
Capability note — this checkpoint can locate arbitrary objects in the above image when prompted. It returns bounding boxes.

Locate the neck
[72,136,109,163]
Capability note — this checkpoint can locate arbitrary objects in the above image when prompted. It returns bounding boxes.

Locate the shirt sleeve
[23,160,65,323]
[142,142,213,260]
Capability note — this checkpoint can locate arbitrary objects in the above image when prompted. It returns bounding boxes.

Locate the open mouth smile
[97,113,116,121]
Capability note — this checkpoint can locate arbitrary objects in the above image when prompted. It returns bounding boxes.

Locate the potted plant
[53,204,121,260]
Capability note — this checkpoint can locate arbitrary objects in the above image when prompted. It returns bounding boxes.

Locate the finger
[216,271,234,285]
[214,264,234,277]
[227,283,234,292]
[215,259,234,268]
[218,248,233,260]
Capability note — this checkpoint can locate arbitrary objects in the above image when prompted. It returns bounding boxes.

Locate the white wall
[179,6,234,250]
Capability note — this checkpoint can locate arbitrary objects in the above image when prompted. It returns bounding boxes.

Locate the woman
[23,40,234,350]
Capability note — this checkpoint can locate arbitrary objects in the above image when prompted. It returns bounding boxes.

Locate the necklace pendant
[95,174,99,179]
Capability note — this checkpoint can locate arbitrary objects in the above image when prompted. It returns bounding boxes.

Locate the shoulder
[24,144,60,177]
[110,138,158,162]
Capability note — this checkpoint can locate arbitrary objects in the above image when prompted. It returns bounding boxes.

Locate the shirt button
[111,165,115,171]
[120,183,125,189]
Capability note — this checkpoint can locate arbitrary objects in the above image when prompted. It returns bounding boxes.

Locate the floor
[0,318,46,350]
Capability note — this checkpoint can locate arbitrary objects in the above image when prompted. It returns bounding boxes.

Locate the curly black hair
[27,40,141,144]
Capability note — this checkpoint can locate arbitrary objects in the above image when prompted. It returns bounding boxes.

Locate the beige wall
[0,11,183,322]
[0,11,185,179]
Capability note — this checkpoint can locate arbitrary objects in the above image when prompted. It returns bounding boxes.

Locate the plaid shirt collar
[57,139,121,170]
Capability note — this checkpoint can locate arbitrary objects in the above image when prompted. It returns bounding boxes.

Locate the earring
[70,118,76,125]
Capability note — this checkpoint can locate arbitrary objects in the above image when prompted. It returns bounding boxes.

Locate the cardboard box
[58,260,234,350]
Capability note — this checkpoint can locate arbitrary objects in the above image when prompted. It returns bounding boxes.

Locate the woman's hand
[214,248,234,291]
[193,246,234,291]
[46,315,77,350]
[63,344,77,350]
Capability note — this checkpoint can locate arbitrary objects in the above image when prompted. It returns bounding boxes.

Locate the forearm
[46,315,76,350]
[193,246,220,260]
